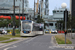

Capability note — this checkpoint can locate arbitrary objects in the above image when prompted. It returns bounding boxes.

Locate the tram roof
[21,20,32,22]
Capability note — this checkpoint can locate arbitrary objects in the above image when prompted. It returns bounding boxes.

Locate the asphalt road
[0,34,75,50]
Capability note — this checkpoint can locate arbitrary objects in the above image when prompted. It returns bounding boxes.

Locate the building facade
[71,0,75,17]
[45,0,49,15]
[43,8,70,30]
[0,0,34,20]
[53,8,66,20]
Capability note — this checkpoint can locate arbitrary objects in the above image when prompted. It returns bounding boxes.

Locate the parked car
[45,30,49,33]
[0,29,7,34]
[51,29,57,34]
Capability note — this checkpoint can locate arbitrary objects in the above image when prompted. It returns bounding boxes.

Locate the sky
[28,0,70,15]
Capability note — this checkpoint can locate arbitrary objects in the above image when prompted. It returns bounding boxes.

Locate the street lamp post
[64,9,68,44]
[19,4,20,31]
[34,0,35,21]
[12,0,15,36]
[40,1,41,18]
[30,15,31,20]
[22,0,24,20]
[65,9,67,44]
[61,3,68,44]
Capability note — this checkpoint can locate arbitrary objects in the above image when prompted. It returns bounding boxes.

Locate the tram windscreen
[22,23,31,31]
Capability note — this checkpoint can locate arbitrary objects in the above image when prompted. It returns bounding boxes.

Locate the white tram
[20,20,44,36]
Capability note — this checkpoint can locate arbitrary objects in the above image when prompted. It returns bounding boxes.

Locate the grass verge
[0,37,10,41]
[55,35,72,44]
[1,39,18,43]
[0,34,26,42]
[4,34,21,38]
[7,29,20,34]
[1,34,27,38]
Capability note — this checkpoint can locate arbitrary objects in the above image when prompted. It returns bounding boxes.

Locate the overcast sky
[28,0,70,15]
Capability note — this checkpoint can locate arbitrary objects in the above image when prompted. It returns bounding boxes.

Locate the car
[0,29,7,34]
[45,30,49,33]
[51,29,57,34]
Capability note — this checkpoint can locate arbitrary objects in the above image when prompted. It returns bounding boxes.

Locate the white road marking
[49,46,54,49]
[0,38,28,48]
[50,36,56,46]
[23,37,36,43]
[65,46,74,49]
[0,37,36,49]
[4,45,17,50]
[50,36,53,43]
[49,46,74,49]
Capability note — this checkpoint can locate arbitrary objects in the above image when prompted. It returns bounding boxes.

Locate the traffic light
[65,30,67,35]
[64,9,68,22]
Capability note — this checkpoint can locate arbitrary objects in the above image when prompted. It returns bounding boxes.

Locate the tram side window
[39,24,44,31]
[33,26,39,31]
[32,24,44,31]
[39,27,43,31]
[33,26,43,31]
[32,24,39,31]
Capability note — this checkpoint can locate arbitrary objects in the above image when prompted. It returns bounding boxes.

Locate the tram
[20,20,44,36]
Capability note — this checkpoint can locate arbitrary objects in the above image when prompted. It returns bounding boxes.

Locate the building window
[49,23,53,26]
[55,23,57,26]
[45,0,48,2]
[53,10,56,13]
[57,10,59,12]
[45,23,48,26]
[60,11,63,12]
[26,4,28,7]
[46,5,48,8]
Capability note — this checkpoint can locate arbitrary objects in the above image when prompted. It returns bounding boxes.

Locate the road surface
[0,34,75,50]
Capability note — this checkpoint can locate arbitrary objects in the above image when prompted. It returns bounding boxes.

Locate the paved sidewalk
[53,35,75,49]
[67,33,75,44]
[68,37,75,44]
[0,37,29,47]
[0,43,6,47]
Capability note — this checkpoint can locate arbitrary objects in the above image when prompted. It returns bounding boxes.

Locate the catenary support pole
[34,0,35,21]
[12,0,15,36]
[22,0,24,20]
[19,4,20,31]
